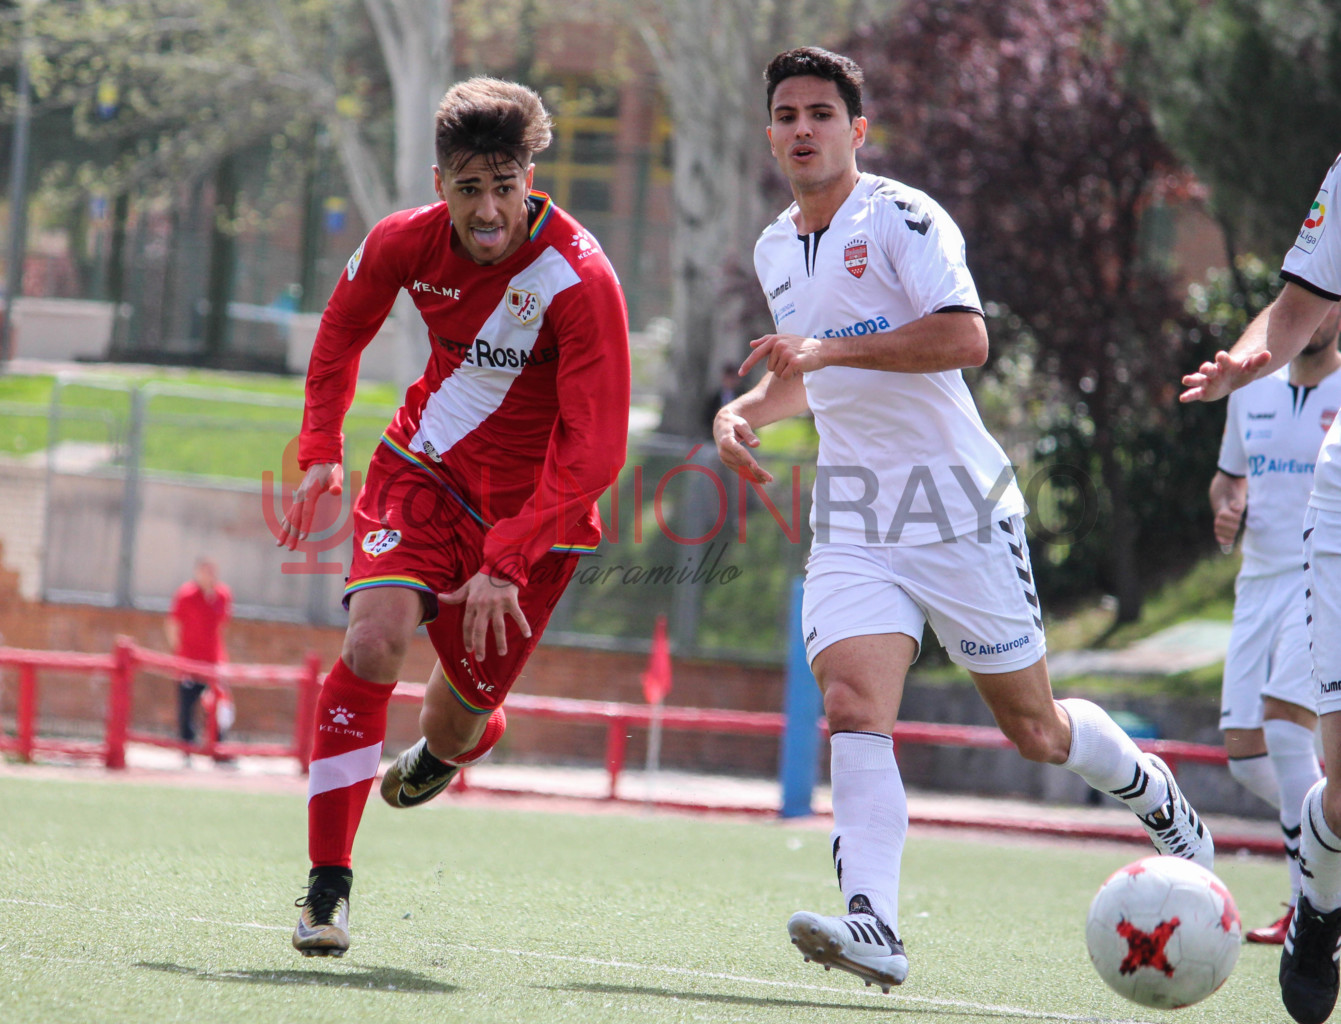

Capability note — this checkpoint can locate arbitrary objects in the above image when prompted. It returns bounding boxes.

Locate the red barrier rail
[2,641,1236,830]
[0,639,322,770]
[387,683,1229,801]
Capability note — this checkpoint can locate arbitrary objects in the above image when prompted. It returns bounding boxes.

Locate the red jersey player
[279,78,630,957]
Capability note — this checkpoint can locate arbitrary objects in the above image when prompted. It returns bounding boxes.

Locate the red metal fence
[0,639,323,770]
[0,639,1261,851]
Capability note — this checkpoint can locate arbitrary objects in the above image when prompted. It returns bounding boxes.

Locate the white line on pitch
[0,899,1158,1023]
[438,940,1160,1024]
[0,897,289,932]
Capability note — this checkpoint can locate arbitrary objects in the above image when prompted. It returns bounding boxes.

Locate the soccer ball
[1085,856,1241,1009]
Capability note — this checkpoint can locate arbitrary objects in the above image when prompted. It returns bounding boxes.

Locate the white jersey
[1282,152,1341,513]
[1218,366,1341,576]
[754,172,1024,547]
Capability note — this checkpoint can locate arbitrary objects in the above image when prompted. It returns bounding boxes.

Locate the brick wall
[0,561,787,775]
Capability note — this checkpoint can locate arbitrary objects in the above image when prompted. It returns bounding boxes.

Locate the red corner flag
[641,614,672,705]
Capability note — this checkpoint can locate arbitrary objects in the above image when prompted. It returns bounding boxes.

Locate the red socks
[447,707,507,766]
[306,659,391,869]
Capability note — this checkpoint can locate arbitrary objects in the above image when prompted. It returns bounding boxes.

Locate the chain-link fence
[0,377,817,662]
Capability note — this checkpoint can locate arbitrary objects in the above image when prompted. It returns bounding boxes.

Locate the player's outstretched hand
[713,406,772,484]
[740,333,824,380]
[440,571,531,658]
[278,462,343,550]
[1179,349,1272,404]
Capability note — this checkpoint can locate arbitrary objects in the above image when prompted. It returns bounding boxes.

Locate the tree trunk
[202,155,239,364]
[639,0,762,437]
[105,191,131,357]
[363,0,452,388]
[1098,420,1142,624]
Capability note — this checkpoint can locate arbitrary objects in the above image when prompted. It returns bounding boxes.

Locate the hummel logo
[330,706,354,725]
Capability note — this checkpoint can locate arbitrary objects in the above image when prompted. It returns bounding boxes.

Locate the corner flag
[641,614,672,705]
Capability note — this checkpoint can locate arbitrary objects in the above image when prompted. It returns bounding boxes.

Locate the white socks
[829,731,908,937]
[1227,753,1281,809]
[1300,780,1341,913]
[1265,719,1323,901]
[1058,698,1167,816]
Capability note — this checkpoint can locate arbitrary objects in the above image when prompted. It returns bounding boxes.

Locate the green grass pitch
[0,775,1289,1023]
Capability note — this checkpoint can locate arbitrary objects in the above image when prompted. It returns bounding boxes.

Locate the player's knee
[822,680,882,733]
[341,621,409,681]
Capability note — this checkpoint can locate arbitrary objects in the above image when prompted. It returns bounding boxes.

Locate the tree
[848,0,1195,622]
[1112,0,1341,261]
[23,0,450,373]
[629,0,881,437]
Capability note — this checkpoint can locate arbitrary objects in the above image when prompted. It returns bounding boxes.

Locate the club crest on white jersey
[844,239,869,278]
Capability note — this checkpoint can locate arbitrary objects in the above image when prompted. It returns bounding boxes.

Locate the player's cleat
[1281,896,1341,1024]
[292,871,352,958]
[1138,755,1215,870]
[1248,904,1295,945]
[787,895,908,992]
[380,737,459,808]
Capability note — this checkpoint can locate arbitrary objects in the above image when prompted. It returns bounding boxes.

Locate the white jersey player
[1211,318,1341,944]
[1182,151,1341,1024]
[715,46,1213,995]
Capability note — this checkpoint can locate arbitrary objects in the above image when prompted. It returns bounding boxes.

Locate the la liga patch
[1296,188,1328,254]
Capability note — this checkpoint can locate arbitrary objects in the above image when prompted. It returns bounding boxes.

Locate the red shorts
[344,442,578,713]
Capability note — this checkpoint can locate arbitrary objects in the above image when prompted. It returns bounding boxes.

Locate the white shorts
[1306,507,1341,715]
[1219,569,1314,729]
[801,514,1047,674]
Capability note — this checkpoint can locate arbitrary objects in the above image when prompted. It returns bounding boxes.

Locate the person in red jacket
[278,77,630,958]
[165,557,232,761]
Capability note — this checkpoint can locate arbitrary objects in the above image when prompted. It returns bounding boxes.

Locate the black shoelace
[295,887,344,926]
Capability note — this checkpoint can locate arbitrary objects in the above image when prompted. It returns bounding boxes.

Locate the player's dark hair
[435,77,553,173]
[764,47,864,121]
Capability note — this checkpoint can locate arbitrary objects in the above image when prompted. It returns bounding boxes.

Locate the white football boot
[292,872,351,957]
[788,895,908,992]
[1138,755,1215,870]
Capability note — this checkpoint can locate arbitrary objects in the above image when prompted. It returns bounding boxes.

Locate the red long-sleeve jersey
[298,192,631,586]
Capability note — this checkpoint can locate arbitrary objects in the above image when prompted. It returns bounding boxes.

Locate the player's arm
[713,370,808,484]
[279,221,403,549]
[1180,282,1336,404]
[1208,471,1247,552]
[739,310,986,380]
[164,614,180,654]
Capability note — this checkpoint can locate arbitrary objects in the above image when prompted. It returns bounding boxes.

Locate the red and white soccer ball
[1085,856,1241,1009]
